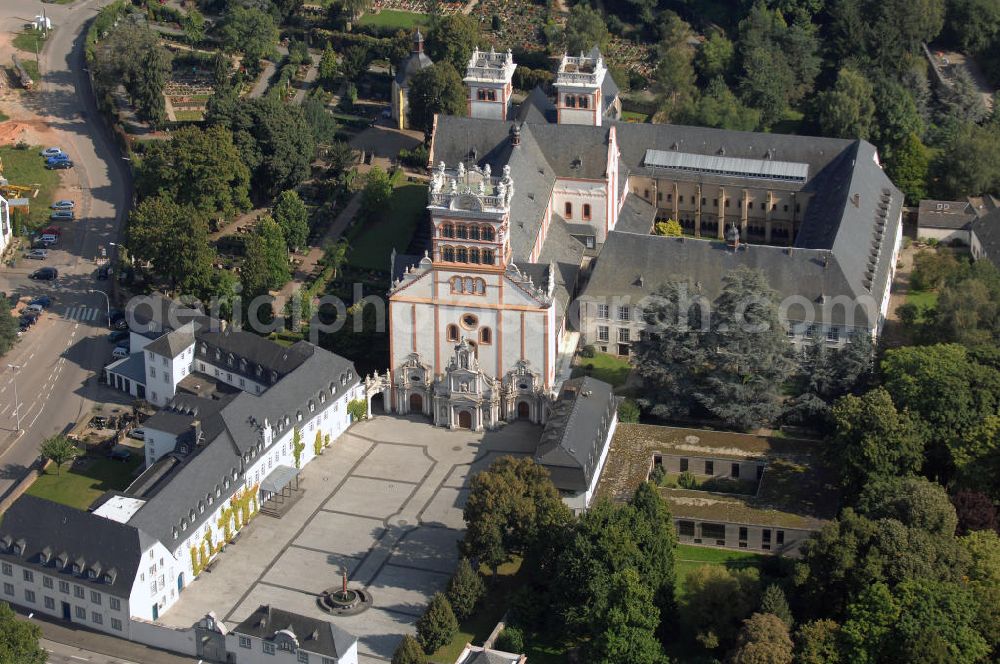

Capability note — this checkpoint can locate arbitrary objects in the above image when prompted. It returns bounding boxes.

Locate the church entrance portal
[458,410,472,429]
[409,393,423,413]
[517,401,530,419]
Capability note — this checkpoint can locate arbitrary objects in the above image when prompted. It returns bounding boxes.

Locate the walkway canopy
[261,465,300,495]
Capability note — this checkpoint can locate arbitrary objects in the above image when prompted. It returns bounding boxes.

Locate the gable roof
[535,376,617,492]
[0,495,146,598]
[145,322,195,359]
[233,605,356,658]
[515,86,557,124]
[973,207,1000,267]
[395,50,433,86]
[918,199,977,230]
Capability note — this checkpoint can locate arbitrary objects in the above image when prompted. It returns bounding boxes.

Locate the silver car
[26,249,48,260]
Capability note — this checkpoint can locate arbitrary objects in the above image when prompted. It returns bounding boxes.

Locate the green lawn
[906,289,938,310]
[173,110,204,122]
[621,110,650,123]
[12,29,47,55]
[674,544,765,596]
[0,145,61,230]
[0,109,8,122]
[27,453,143,511]
[347,181,427,271]
[20,59,41,85]
[357,9,429,29]
[571,351,632,388]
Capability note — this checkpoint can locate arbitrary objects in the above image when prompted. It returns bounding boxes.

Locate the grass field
[20,59,41,85]
[621,110,650,123]
[0,145,61,230]
[12,29,47,55]
[173,110,204,122]
[27,453,143,511]
[347,180,427,271]
[674,544,765,596]
[571,351,632,388]
[357,9,429,29]
[906,289,938,310]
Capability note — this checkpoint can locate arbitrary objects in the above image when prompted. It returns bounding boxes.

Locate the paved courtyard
[159,415,540,662]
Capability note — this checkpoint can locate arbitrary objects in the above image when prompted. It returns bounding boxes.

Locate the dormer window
[240,359,247,371]
[198,502,205,514]
[227,353,235,367]
[215,486,222,497]
[271,371,278,384]
[256,365,263,377]
[172,528,178,540]
[189,510,196,521]
[224,478,230,489]
[13,545,21,556]
[309,401,315,413]
[215,349,221,361]
[347,371,353,381]
[181,519,188,531]
[319,393,326,404]
[199,344,206,355]
[296,412,302,422]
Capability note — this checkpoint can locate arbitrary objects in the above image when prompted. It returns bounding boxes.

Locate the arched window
[469,248,480,264]
[446,324,459,341]
[565,201,573,218]
[475,279,486,295]
[456,225,468,239]
[441,223,454,238]
[456,247,468,263]
[481,226,495,241]
[443,246,455,262]
[463,277,474,293]
[481,249,495,265]
[451,277,463,293]
[479,327,492,344]
[468,225,480,240]
[579,95,589,109]
[583,203,592,220]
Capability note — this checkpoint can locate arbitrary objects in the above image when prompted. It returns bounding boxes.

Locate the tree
[696,31,735,82]
[361,166,393,221]
[695,266,793,430]
[128,196,217,291]
[683,565,761,649]
[827,388,925,500]
[446,558,485,620]
[0,601,46,664]
[961,530,1000,651]
[493,626,524,654]
[885,132,929,204]
[793,619,841,664]
[937,68,989,124]
[273,190,310,252]
[947,0,1000,55]
[931,121,1000,199]
[585,568,666,664]
[684,77,761,131]
[726,612,794,664]
[406,62,466,133]
[815,68,876,140]
[182,8,207,45]
[220,6,278,72]
[319,42,338,87]
[313,430,323,457]
[251,215,291,290]
[39,435,80,475]
[302,95,338,146]
[245,97,316,197]
[93,23,172,127]
[951,489,998,534]
[653,14,697,120]
[415,592,457,654]
[0,308,20,356]
[564,4,610,54]
[391,634,426,664]
[855,476,958,535]
[759,584,793,629]
[654,219,682,236]
[617,398,640,423]
[137,125,251,219]
[291,427,304,468]
[425,14,480,72]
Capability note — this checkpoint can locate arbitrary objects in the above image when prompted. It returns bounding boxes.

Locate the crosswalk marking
[62,306,99,321]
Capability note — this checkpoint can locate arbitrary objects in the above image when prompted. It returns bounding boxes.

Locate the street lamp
[89,289,110,327]
[7,364,21,432]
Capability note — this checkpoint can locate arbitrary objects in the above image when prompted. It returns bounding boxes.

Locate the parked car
[29,296,52,308]
[46,160,73,170]
[45,154,69,165]
[39,147,64,158]
[41,226,61,236]
[24,303,44,315]
[106,448,131,462]
[109,310,127,330]
[29,267,58,280]
[108,330,128,344]
[112,346,128,360]
[50,200,75,210]
[25,249,48,260]
[19,312,38,327]
[128,428,145,441]
[40,234,58,245]
[49,211,74,221]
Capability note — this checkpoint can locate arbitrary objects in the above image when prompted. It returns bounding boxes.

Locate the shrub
[494,626,524,653]
[398,144,429,168]
[446,558,485,620]
[416,593,457,654]
[618,398,640,423]
[678,471,698,489]
[391,634,426,664]
[347,399,367,421]
[579,344,596,358]
[649,464,666,485]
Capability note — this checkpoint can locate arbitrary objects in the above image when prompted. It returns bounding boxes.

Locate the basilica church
[368,43,903,433]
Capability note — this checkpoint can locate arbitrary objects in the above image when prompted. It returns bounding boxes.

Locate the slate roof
[233,605,356,659]
[972,208,1000,267]
[0,495,148,598]
[461,649,522,664]
[144,322,195,359]
[196,329,314,379]
[601,70,619,116]
[617,192,656,235]
[105,351,146,384]
[395,49,433,86]
[917,199,977,230]
[535,376,617,492]
[515,86,557,124]
[125,294,214,339]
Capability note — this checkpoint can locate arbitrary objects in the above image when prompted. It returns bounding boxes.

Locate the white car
[24,303,44,314]
[40,147,64,158]
[128,428,145,440]
[111,346,129,360]
[26,249,48,260]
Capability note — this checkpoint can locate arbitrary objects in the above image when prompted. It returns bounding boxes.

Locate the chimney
[851,193,861,208]
[191,419,202,446]
[509,123,521,147]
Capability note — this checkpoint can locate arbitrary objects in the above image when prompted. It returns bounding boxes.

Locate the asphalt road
[0,1,133,497]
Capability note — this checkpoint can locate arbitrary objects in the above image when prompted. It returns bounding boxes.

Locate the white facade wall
[555,84,601,126]
[128,540,182,622]
[226,632,359,664]
[551,180,608,240]
[144,429,179,467]
[467,82,510,120]
[129,619,199,655]
[0,195,11,256]
[196,357,269,394]
[145,344,195,407]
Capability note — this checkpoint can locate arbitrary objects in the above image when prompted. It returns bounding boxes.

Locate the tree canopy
[425,14,480,72]
[406,62,466,134]
[0,602,46,664]
[273,190,310,252]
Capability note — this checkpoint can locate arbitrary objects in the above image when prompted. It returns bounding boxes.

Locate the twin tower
[391,29,615,130]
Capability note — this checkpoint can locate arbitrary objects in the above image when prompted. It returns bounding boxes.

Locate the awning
[260,465,299,494]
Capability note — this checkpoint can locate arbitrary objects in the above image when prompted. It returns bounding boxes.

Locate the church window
[469,248,480,264]
[462,314,478,329]
[565,94,576,108]
[479,327,492,344]
[481,226,495,241]
[441,223,454,238]
[456,225,468,239]
[451,277,462,293]
[579,95,589,109]
[443,246,455,262]
[678,195,684,203]
[477,89,496,101]
[463,277,474,293]
[583,204,591,220]
[447,325,459,341]
[456,247,468,262]
[564,201,572,218]
[475,279,486,295]
[481,249,495,265]
[468,226,480,240]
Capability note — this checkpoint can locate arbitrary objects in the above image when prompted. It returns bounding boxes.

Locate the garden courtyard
[158,415,541,662]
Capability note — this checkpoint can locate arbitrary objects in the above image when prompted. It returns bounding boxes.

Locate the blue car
[29,296,52,308]
[45,155,70,166]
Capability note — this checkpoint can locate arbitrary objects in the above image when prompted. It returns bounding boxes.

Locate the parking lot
[159,415,540,662]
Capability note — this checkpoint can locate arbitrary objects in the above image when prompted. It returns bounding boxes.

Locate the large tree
[564,3,610,54]
[39,435,80,475]
[931,121,1000,199]
[814,67,876,140]
[682,564,761,650]
[425,14,479,73]
[695,266,793,430]
[792,619,841,664]
[248,215,290,291]
[855,476,958,535]
[94,22,171,127]
[726,613,794,664]
[885,132,930,204]
[683,77,760,131]
[0,601,46,664]
[827,388,925,500]
[273,189,310,252]
[584,568,667,664]
[127,196,216,291]
[361,166,393,221]
[220,5,278,73]
[406,62,466,134]
[137,125,251,220]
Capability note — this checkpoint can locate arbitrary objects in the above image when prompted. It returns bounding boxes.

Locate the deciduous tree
[39,435,80,475]
[220,5,278,73]
[726,612,794,664]
[446,558,485,620]
[406,62,466,134]
[564,4,610,54]
[814,68,876,140]
[682,564,761,650]
[273,190,310,252]
[585,568,667,664]
[361,166,393,221]
[425,14,479,72]
[0,601,46,664]
[793,619,841,664]
[415,592,457,655]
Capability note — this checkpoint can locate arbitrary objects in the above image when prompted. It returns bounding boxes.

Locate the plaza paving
[159,415,540,662]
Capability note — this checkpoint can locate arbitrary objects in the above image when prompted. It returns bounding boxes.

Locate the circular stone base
[317,587,373,616]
